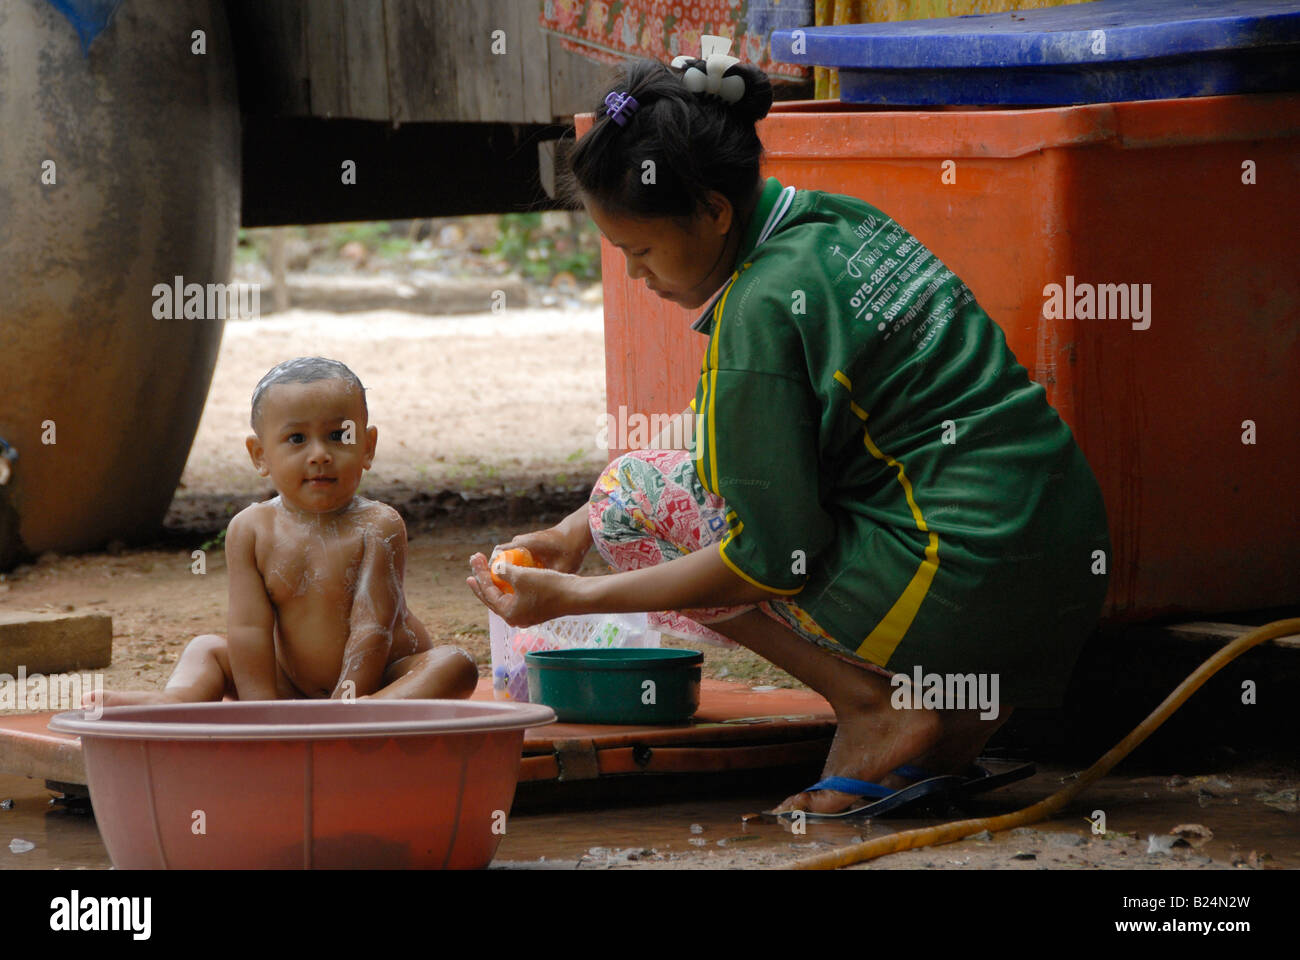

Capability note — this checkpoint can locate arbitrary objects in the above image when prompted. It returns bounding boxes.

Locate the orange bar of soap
[489,547,540,594]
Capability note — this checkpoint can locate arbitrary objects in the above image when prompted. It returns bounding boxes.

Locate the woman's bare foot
[772,679,945,814]
[774,697,1015,815]
[705,609,1013,816]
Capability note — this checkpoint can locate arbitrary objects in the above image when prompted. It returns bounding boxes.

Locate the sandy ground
[2,308,791,695]
[170,308,612,532]
[0,533,788,699]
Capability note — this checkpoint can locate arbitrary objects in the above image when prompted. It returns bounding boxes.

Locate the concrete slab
[0,610,112,675]
[0,711,84,783]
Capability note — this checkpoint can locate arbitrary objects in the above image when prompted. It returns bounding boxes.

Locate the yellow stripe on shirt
[693,305,714,492]
[699,265,806,596]
[833,370,869,422]
[858,530,940,664]
[706,278,735,495]
[832,370,941,663]
[718,512,804,596]
[698,270,741,496]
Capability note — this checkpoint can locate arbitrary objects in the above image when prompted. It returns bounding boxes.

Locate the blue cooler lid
[771,0,1300,105]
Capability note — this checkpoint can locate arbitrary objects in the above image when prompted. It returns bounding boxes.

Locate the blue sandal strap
[804,764,938,797]
[804,776,894,798]
[893,763,935,781]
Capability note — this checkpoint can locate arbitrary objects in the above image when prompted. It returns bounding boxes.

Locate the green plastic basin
[525,648,703,724]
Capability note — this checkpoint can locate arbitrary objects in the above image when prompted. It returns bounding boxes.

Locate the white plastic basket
[488,610,660,701]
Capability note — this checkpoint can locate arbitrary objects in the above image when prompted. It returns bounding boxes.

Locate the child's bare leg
[161,634,238,701]
[368,646,479,700]
[86,634,236,708]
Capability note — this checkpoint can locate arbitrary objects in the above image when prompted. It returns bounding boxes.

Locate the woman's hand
[466,552,581,627]
[489,511,593,575]
[469,539,781,628]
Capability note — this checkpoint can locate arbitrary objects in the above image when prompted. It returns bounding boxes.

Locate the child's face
[584,193,738,310]
[246,379,377,515]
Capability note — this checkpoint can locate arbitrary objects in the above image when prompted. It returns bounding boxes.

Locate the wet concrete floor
[493,761,1298,869]
[2,761,1294,871]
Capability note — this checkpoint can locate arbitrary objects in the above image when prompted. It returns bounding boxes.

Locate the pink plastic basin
[48,699,555,869]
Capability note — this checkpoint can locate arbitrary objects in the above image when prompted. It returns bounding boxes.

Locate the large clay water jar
[0,0,238,568]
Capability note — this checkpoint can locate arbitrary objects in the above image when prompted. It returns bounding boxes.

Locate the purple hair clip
[604,90,639,127]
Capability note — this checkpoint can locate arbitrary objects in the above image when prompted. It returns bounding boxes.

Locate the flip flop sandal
[772,764,968,820]
[772,759,1037,820]
[953,758,1037,800]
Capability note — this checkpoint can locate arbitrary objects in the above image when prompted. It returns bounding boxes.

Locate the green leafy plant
[491,213,601,284]
[377,235,413,259]
[235,228,269,266]
[330,221,391,253]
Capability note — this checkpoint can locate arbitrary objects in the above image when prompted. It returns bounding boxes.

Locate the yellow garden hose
[790,617,1300,870]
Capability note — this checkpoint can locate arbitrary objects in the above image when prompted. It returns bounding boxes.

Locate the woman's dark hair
[560,57,774,221]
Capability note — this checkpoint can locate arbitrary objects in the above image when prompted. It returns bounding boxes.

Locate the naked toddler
[91,357,478,705]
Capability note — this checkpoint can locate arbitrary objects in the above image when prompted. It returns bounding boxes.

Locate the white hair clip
[671,34,745,104]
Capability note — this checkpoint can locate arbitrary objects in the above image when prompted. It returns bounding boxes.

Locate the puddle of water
[493,793,961,867]
[496,765,1300,869]
[4,764,1293,870]
[0,774,110,870]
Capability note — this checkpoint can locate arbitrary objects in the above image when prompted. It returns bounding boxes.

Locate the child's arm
[225,511,281,700]
[333,508,406,699]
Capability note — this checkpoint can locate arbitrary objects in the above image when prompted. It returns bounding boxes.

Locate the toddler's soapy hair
[250,357,368,432]
[559,57,773,221]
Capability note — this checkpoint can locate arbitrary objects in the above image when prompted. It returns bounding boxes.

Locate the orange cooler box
[583,93,1300,621]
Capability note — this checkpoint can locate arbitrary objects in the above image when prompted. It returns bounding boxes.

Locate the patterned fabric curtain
[539,1,816,82]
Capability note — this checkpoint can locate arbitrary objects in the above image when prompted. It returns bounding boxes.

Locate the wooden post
[269,227,289,313]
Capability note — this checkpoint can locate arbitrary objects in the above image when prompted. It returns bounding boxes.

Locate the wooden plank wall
[545,33,610,119]
[227,0,612,123]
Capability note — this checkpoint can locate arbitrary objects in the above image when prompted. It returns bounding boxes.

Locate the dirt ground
[1,309,791,695]
[4,528,1296,872]
[0,528,781,696]
[2,311,1294,871]
[166,307,613,534]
